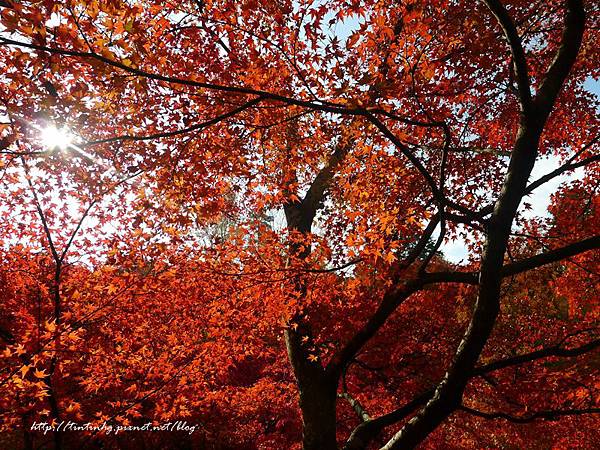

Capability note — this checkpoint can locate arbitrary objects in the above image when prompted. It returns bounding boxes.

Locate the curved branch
[502,235,600,276]
[365,113,443,202]
[338,392,371,422]
[335,235,599,406]
[344,389,433,450]
[533,0,586,123]
[300,142,351,231]
[379,2,586,444]
[526,153,600,195]
[326,280,424,379]
[83,96,264,146]
[483,0,532,111]
[421,235,600,285]
[475,337,600,374]
[0,37,360,116]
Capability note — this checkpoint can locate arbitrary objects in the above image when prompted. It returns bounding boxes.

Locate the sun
[40,125,73,151]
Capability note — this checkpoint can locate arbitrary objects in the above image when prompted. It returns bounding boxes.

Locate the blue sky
[441,77,600,263]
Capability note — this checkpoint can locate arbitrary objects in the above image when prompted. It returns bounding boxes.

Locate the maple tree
[0,0,599,449]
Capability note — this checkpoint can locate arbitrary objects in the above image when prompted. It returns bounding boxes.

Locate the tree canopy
[0,0,599,449]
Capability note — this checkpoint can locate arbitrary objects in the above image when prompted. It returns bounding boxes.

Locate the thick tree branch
[283,142,350,234]
[475,337,600,374]
[421,235,600,286]
[282,138,352,450]
[333,235,599,401]
[379,2,586,447]
[344,335,600,449]
[301,143,351,231]
[338,392,371,423]
[327,280,424,379]
[344,389,433,450]
[328,213,447,378]
[477,146,600,218]
[460,405,600,423]
[503,235,600,276]
[483,0,532,111]
[526,153,600,195]
[533,0,586,124]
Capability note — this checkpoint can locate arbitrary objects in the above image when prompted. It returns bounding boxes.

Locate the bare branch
[526,139,600,195]
[338,392,371,422]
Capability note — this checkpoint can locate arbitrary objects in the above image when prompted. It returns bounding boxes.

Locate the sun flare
[40,125,73,151]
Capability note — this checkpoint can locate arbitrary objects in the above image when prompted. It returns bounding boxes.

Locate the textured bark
[379,1,585,448]
[283,143,349,450]
[285,327,338,450]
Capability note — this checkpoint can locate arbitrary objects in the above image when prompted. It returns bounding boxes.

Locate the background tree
[0,0,599,449]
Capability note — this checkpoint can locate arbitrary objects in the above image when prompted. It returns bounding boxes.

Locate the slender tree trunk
[48,265,63,450]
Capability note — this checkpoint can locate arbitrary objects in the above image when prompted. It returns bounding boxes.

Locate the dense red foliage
[0,0,598,449]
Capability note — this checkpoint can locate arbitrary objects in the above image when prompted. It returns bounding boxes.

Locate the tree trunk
[282,160,342,449]
[285,327,338,450]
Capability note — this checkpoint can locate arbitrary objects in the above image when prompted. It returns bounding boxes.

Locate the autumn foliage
[0,0,599,449]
